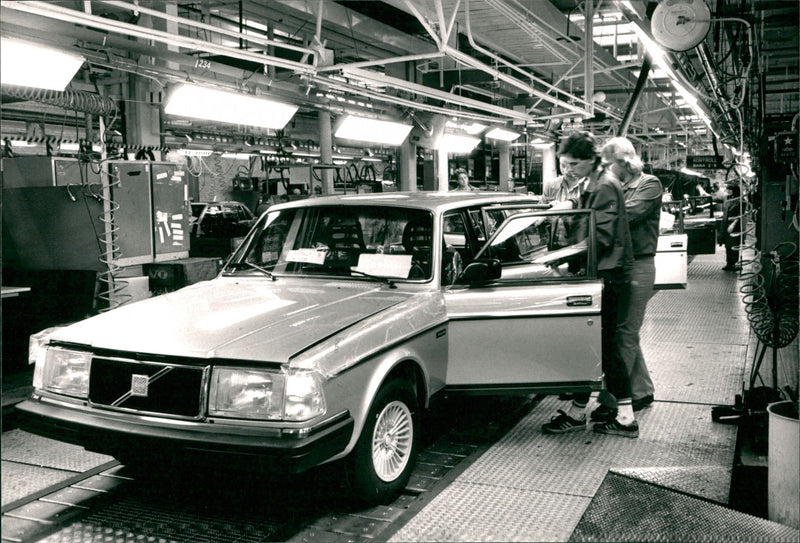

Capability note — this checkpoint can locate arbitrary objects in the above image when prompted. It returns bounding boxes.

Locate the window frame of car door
[466,205,598,284]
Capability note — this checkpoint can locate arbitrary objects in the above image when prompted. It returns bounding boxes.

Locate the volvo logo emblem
[111,366,173,407]
[130,374,149,397]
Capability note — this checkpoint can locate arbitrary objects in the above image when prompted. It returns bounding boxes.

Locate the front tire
[348,379,419,505]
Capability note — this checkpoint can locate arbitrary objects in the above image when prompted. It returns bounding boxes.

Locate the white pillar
[541,144,557,193]
[437,149,449,191]
[498,143,512,191]
[318,110,333,194]
[398,139,417,191]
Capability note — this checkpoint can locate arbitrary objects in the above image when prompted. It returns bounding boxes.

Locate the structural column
[398,138,417,191]
[498,143,512,191]
[318,110,333,194]
[437,149,449,191]
[541,143,557,192]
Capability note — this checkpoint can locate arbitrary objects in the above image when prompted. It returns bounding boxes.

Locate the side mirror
[458,259,501,284]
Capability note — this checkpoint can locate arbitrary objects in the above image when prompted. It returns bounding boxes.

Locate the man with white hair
[600,137,663,413]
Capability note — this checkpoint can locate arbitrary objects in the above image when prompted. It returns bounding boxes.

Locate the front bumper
[16,396,353,474]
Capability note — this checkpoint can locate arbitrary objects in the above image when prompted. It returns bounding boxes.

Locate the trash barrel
[767,400,799,528]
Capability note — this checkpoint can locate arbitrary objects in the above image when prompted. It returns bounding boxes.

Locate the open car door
[443,208,603,395]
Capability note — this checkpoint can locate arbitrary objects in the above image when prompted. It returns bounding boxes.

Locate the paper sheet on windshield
[287,248,327,265]
[354,254,413,278]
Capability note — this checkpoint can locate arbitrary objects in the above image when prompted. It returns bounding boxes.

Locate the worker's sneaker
[542,410,586,434]
[593,419,639,438]
[632,395,654,412]
[590,404,617,423]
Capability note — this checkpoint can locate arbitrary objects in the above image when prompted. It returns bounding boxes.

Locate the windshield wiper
[224,261,276,280]
[349,269,397,289]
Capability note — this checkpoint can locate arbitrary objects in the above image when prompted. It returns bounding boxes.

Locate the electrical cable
[77,155,130,312]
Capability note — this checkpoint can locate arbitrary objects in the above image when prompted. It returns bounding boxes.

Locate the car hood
[49,278,413,363]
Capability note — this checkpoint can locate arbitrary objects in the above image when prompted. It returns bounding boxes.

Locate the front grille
[89,357,207,419]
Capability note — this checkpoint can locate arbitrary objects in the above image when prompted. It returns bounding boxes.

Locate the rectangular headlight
[34,347,91,398]
[208,368,326,421]
[209,368,285,420]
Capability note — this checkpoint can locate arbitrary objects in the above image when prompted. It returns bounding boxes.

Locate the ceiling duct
[407,110,447,148]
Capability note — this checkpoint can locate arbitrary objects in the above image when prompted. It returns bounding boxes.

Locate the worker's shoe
[632,395,654,412]
[590,404,617,423]
[542,410,586,434]
[593,419,639,438]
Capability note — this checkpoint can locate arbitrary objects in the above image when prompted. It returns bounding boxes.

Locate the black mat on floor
[569,471,799,542]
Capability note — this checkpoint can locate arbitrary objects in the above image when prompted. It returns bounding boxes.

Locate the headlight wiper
[349,269,397,289]
[224,262,276,280]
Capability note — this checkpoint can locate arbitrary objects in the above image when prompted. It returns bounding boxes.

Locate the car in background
[19,192,604,504]
[189,201,256,257]
[190,201,256,238]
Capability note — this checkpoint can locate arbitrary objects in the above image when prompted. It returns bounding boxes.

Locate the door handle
[566,295,593,306]
[670,242,684,248]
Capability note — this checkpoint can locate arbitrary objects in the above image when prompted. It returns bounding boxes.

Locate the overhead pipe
[618,54,651,136]
[445,46,586,117]
[695,43,739,139]
[584,0,594,117]
[4,2,316,74]
[311,73,511,124]
[339,67,530,121]
[317,52,444,73]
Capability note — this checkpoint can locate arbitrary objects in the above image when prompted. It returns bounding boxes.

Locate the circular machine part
[651,0,712,51]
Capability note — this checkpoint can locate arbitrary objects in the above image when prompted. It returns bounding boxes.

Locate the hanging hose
[1,85,118,116]
[91,162,130,311]
[735,157,800,348]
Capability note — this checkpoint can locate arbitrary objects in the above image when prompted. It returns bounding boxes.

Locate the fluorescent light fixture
[221,152,253,160]
[177,148,213,157]
[60,142,80,152]
[446,120,487,135]
[164,84,298,130]
[439,133,481,154]
[1,38,84,91]
[9,139,33,147]
[486,127,521,142]
[334,115,413,146]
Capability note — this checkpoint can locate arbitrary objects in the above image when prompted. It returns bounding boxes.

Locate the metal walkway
[3,252,799,542]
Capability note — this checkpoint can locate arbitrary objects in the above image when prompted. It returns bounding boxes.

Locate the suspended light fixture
[446,120,487,135]
[485,127,521,142]
[164,84,298,130]
[439,134,481,154]
[334,114,413,146]
[1,38,84,91]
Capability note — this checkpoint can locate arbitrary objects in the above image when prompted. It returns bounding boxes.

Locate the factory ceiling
[1,0,797,167]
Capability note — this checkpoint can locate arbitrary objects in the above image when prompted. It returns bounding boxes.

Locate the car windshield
[228,205,435,281]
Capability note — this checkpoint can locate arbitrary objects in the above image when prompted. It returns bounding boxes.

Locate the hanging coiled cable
[84,157,130,311]
[1,85,118,116]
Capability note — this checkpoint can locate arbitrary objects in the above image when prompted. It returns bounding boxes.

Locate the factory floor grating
[569,471,798,542]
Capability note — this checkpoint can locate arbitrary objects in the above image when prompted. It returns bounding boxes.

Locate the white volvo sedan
[19,191,603,504]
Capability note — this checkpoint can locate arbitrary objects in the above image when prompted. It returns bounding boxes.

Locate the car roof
[265,191,539,214]
[192,201,246,206]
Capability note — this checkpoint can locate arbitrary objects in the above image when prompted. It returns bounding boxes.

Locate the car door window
[472,209,595,281]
